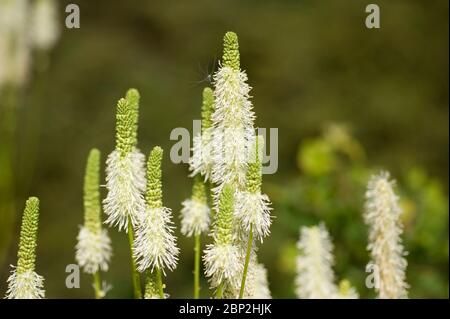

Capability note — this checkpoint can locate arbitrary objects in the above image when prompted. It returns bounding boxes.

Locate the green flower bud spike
[215,184,234,246]
[222,31,240,71]
[84,149,101,234]
[144,271,159,299]
[115,98,134,158]
[246,135,264,194]
[192,175,208,204]
[17,197,40,275]
[201,87,214,133]
[126,88,140,147]
[146,146,164,209]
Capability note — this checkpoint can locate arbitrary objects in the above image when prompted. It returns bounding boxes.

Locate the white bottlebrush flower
[295,224,338,299]
[210,32,255,197]
[30,0,59,50]
[133,146,179,274]
[134,206,179,273]
[364,171,408,299]
[180,176,210,237]
[103,149,146,231]
[6,268,45,299]
[0,0,30,88]
[76,227,112,274]
[203,244,241,288]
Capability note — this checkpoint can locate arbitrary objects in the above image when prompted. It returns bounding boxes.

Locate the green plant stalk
[156,267,164,298]
[216,281,224,299]
[127,219,142,299]
[93,271,102,299]
[239,224,254,299]
[194,234,201,298]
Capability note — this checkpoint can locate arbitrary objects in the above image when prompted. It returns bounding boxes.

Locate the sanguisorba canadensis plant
[133,146,179,299]
[5,197,45,299]
[364,171,408,299]
[75,148,112,299]
[103,89,146,298]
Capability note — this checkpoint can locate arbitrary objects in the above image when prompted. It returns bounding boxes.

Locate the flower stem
[93,271,102,299]
[127,220,142,299]
[216,281,224,299]
[194,233,201,298]
[156,267,165,298]
[239,224,253,299]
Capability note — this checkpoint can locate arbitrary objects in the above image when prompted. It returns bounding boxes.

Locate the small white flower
[295,224,338,299]
[6,268,45,299]
[364,171,408,299]
[203,243,241,288]
[190,129,215,181]
[180,198,210,237]
[103,149,146,231]
[30,0,59,50]
[235,191,272,242]
[134,207,179,273]
[75,226,112,274]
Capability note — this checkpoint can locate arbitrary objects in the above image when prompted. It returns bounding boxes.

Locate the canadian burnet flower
[336,279,359,299]
[235,136,272,242]
[30,0,59,51]
[203,184,241,291]
[210,32,255,200]
[190,87,215,181]
[5,197,45,299]
[103,89,146,232]
[295,224,338,299]
[76,149,112,274]
[133,146,179,273]
[180,175,211,237]
[364,171,408,299]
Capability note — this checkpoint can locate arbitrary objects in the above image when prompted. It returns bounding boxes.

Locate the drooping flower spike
[134,146,179,274]
[364,171,408,299]
[190,87,215,180]
[180,175,211,237]
[76,149,112,276]
[103,89,146,232]
[235,135,272,242]
[203,184,241,295]
[210,32,256,200]
[6,197,45,299]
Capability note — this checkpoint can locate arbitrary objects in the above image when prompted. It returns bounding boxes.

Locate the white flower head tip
[134,207,179,273]
[103,149,146,231]
[180,176,210,237]
[76,226,112,274]
[203,244,241,287]
[6,268,45,299]
[295,224,337,299]
[235,192,272,241]
[364,171,408,299]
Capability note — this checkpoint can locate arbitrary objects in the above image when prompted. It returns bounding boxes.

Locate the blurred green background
[0,0,448,298]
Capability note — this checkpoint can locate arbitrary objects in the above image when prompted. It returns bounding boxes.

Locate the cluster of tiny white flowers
[133,207,179,273]
[180,198,210,237]
[103,149,146,231]
[295,224,337,299]
[243,261,271,299]
[5,268,45,299]
[364,171,408,299]
[75,226,112,274]
[203,243,241,289]
[234,191,272,242]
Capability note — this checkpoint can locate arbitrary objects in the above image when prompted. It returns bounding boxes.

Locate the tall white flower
[210,32,255,199]
[30,0,59,50]
[134,146,179,273]
[204,184,242,293]
[364,171,408,299]
[189,87,215,181]
[295,224,337,299]
[76,149,112,275]
[180,176,210,237]
[103,89,146,232]
[6,197,45,299]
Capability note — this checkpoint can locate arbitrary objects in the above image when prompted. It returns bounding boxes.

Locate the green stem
[215,281,224,299]
[127,220,142,299]
[194,234,201,298]
[239,224,253,299]
[93,271,102,299]
[155,267,165,298]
